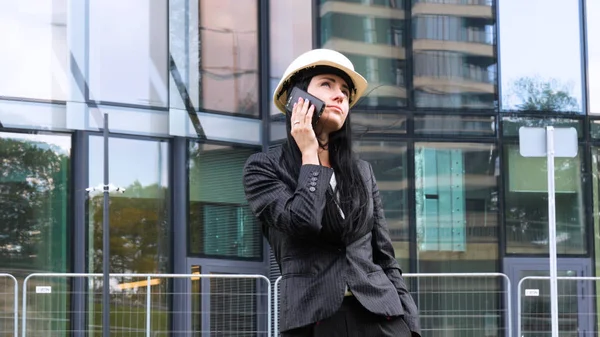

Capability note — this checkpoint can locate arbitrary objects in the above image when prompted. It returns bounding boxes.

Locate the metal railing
[21,273,271,337]
[274,272,512,337]
[17,271,600,336]
[517,276,600,336]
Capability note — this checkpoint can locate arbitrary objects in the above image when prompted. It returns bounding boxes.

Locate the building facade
[0,0,598,335]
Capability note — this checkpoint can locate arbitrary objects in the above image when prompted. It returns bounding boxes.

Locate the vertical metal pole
[546,126,559,337]
[103,113,110,337]
[146,276,152,337]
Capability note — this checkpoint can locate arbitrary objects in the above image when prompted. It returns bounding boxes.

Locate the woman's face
[306,74,351,133]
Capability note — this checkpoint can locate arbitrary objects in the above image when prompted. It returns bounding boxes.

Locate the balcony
[320,0,405,19]
[322,37,406,59]
[413,39,494,57]
[412,2,493,19]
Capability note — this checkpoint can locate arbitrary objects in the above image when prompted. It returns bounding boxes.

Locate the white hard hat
[273,48,368,114]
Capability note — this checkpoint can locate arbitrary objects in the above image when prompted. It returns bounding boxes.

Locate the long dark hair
[280,66,371,245]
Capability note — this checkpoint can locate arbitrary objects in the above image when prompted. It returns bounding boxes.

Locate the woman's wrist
[301,153,319,166]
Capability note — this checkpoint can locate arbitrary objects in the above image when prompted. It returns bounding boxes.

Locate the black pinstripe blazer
[243,146,421,335]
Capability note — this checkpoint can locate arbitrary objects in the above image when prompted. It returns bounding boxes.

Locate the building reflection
[320,0,496,109]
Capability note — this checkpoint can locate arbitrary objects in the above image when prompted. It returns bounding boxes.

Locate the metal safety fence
[517,276,600,336]
[21,273,271,336]
[0,273,18,337]
[0,272,520,336]
[274,273,512,337]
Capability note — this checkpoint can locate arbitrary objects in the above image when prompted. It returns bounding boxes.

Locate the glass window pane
[169,0,259,116]
[188,143,262,259]
[356,141,409,265]
[414,115,495,136]
[587,0,600,114]
[412,1,497,109]
[352,111,407,135]
[88,137,170,274]
[499,0,583,113]
[415,142,499,271]
[89,0,168,107]
[414,142,500,335]
[318,3,407,108]
[87,136,170,333]
[201,1,258,115]
[0,133,71,273]
[504,144,585,254]
[591,119,600,139]
[502,117,583,138]
[0,132,71,332]
[269,0,313,117]
[0,100,68,131]
[87,106,170,137]
[0,1,68,100]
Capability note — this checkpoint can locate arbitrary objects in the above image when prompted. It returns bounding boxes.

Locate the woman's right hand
[290,97,320,165]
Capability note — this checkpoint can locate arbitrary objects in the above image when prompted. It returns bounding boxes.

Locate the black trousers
[281,296,414,337]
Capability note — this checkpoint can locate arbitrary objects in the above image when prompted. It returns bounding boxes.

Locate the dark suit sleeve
[243,152,334,237]
[369,162,422,336]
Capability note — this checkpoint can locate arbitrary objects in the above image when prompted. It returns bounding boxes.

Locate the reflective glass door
[505,258,592,337]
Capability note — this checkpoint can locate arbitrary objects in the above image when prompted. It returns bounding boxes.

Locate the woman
[243,49,421,337]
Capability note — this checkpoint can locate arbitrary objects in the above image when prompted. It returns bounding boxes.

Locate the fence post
[504,274,513,337]
[146,276,152,337]
[0,274,18,337]
[267,277,272,337]
[274,277,281,337]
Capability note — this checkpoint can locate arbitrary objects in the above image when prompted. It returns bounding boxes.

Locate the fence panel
[0,274,18,337]
[273,273,511,337]
[405,273,511,337]
[22,273,271,337]
[518,276,599,336]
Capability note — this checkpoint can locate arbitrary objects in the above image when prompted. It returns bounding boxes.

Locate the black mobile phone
[285,86,325,127]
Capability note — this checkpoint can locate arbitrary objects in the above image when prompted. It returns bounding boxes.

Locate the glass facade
[415,142,499,272]
[89,0,169,107]
[504,144,586,255]
[0,133,71,275]
[499,0,583,114]
[2,0,600,335]
[188,143,262,259]
[320,0,407,108]
[413,0,496,109]
[0,2,68,101]
[87,136,170,274]
[589,0,600,114]
[356,140,410,265]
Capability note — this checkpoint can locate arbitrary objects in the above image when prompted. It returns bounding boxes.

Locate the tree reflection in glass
[504,145,585,254]
[87,137,170,335]
[0,133,70,273]
[0,132,71,335]
[502,76,580,114]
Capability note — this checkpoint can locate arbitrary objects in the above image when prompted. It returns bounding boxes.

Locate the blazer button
[312,171,320,177]
[309,187,316,192]
[310,182,317,186]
